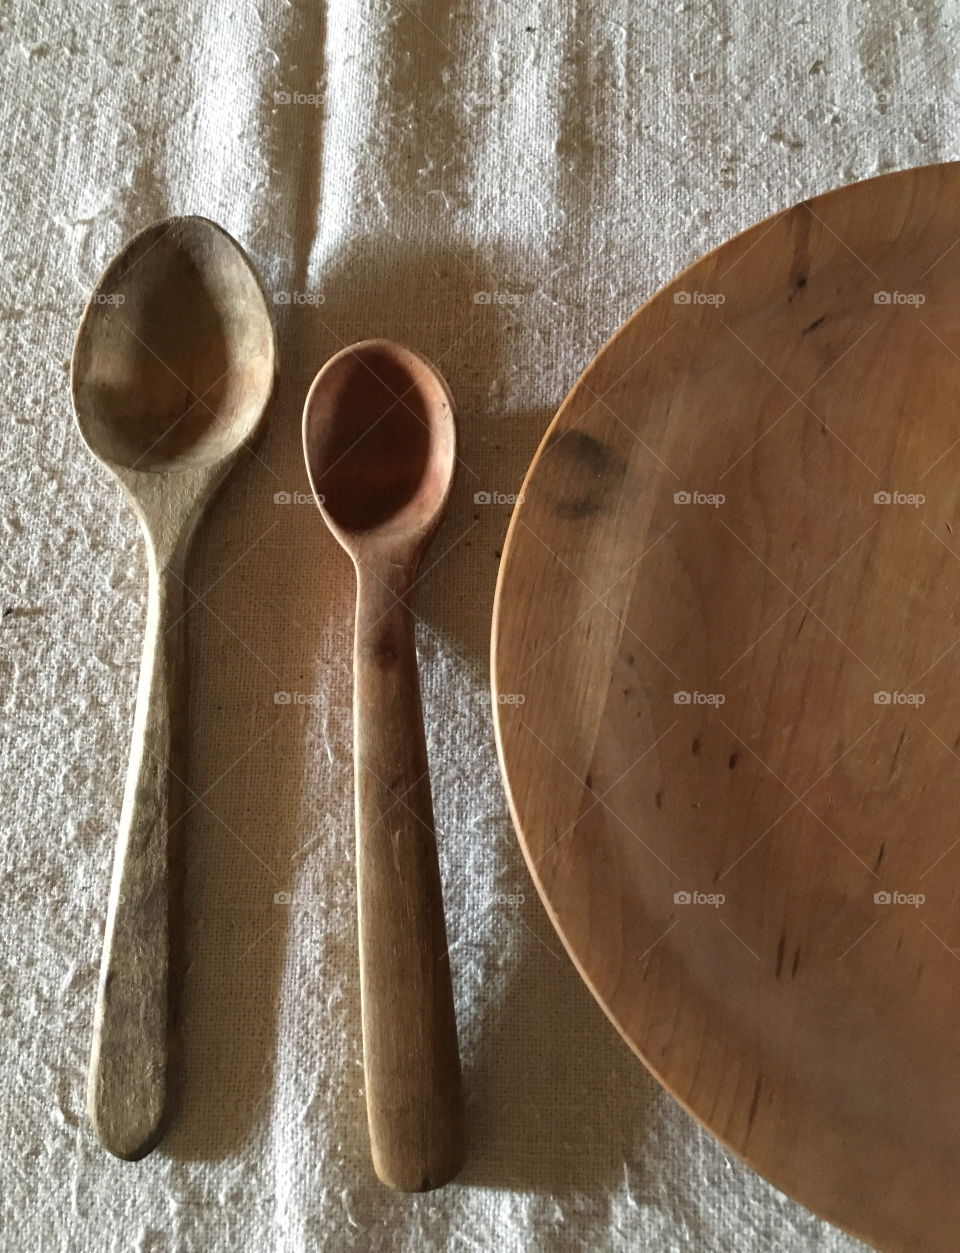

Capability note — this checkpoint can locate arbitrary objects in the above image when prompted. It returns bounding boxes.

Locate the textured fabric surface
[2,0,956,1248]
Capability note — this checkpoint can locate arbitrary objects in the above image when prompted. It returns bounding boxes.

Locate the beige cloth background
[3,0,955,1248]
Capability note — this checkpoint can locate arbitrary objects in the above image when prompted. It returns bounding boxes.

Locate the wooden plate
[492,162,960,1252]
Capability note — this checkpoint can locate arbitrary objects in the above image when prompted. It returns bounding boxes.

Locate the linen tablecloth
[3,0,955,1247]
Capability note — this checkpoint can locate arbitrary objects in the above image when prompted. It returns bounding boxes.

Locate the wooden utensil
[493,161,960,1251]
[71,216,276,1160]
[302,339,463,1191]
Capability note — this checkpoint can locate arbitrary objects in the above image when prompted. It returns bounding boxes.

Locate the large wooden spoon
[302,339,463,1191]
[71,216,276,1160]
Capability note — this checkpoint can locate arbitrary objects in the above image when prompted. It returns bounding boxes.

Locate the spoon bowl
[73,217,273,472]
[303,340,464,1191]
[304,338,456,550]
[71,215,275,1160]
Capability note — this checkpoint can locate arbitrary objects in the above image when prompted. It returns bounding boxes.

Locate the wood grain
[303,340,463,1190]
[493,161,960,1251]
[354,560,463,1190]
[72,217,276,1159]
[86,534,189,1161]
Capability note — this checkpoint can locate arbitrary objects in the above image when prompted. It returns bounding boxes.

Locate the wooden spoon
[71,216,276,1160]
[302,339,463,1191]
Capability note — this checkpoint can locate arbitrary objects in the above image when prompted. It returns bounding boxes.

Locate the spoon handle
[352,563,464,1191]
[88,544,188,1160]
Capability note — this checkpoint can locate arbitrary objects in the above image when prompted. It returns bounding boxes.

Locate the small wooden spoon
[302,339,464,1191]
[71,216,276,1159]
